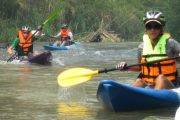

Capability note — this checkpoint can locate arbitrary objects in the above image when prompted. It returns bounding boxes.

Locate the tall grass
[0,0,180,42]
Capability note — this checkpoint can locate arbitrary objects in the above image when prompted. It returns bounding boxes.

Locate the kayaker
[116,10,180,89]
[52,24,74,46]
[7,25,43,60]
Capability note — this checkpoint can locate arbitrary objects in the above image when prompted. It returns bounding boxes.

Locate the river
[0,42,177,120]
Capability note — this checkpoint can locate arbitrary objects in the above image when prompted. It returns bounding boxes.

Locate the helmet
[21,26,31,32]
[61,24,68,29]
[143,10,166,26]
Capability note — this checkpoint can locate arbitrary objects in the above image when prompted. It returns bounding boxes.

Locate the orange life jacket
[59,29,71,41]
[141,33,177,83]
[18,31,33,55]
[141,58,177,83]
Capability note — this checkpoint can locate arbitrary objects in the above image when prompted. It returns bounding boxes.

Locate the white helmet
[21,26,31,31]
[61,24,68,29]
[143,10,166,26]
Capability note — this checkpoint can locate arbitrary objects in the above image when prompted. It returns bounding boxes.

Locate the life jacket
[141,33,177,83]
[18,31,33,55]
[59,29,71,41]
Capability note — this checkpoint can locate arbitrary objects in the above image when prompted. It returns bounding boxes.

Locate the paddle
[7,9,60,62]
[44,34,54,38]
[57,56,180,87]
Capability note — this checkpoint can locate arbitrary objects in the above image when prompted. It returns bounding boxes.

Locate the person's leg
[61,41,69,46]
[28,52,33,57]
[131,78,147,88]
[22,55,28,60]
[33,51,39,56]
[53,41,60,46]
[154,74,175,89]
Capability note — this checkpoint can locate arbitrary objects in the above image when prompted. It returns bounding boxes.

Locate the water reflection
[57,86,94,120]
[58,86,87,102]
[19,64,32,72]
[57,102,92,120]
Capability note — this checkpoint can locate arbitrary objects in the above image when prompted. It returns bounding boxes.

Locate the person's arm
[12,38,19,49]
[170,39,180,53]
[168,39,180,63]
[53,33,61,38]
[116,43,143,72]
[31,30,42,38]
[7,38,19,55]
[30,26,43,42]
[34,25,43,37]
[128,43,142,71]
[168,39,180,61]
[68,32,74,41]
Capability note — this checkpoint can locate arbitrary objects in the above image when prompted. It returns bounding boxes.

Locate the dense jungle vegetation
[0,0,180,42]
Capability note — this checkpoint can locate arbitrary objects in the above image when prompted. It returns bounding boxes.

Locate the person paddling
[52,24,74,46]
[7,25,43,60]
[116,10,180,89]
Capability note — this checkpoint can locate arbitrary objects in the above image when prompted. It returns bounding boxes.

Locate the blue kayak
[43,42,77,51]
[97,80,180,112]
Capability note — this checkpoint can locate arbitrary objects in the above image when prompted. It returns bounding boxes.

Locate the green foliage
[0,0,180,42]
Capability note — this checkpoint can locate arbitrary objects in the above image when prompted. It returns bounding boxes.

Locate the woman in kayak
[52,24,74,46]
[116,10,180,89]
[7,25,43,60]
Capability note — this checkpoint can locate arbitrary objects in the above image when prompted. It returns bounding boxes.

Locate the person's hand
[37,25,43,31]
[116,62,128,71]
[178,53,180,61]
[69,39,74,42]
[7,46,14,55]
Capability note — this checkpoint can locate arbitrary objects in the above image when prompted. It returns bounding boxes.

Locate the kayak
[10,51,52,65]
[175,106,180,120]
[24,51,52,65]
[43,42,77,51]
[96,80,180,112]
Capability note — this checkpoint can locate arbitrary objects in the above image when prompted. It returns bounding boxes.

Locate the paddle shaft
[99,56,180,73]
[45,34,54,38]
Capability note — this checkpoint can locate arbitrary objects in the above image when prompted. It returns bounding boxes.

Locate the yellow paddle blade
[57,68,99,87]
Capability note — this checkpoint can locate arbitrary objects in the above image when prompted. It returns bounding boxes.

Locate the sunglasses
[145,23,162,30]
[23,32,29,34]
